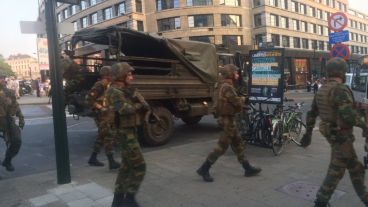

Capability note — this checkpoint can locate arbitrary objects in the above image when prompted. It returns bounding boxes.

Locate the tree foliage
[0,54,15,77]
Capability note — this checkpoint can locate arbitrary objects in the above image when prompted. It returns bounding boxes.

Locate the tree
[0,54,15,77]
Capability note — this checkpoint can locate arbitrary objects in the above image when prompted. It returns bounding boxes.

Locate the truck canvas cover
[71,26,218,84]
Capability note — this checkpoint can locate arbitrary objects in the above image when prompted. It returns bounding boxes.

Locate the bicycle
[271,102,306,155]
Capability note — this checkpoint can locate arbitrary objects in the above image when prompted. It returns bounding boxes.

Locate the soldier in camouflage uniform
[197,64,261,182]
[0,75,24,172]
[300,57,368,207]
[107,62,148,207]
[86,66,120,170]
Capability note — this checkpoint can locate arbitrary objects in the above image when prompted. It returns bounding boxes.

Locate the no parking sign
[329,43,350,60]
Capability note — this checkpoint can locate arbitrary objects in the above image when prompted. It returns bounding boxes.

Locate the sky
[0,0,367,59]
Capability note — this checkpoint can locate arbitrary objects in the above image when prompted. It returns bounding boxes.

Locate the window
[137,21,144,31]
[189,36,215,43]
[254,13,264,27]
[271,34,280,46]
[219,0,240,6]
[221,14,241,27]
[157,0,179,11]
[57,13,62,23]
[81,16,88,28]
[157,17,181,31]
[282,36,290,47]
[317,9,323,19]
[280,16,288,28]
[90,0,97,6]
[291,1,298,12]
[318,41,324,50]
[81,0,88,10]
[71,5,78,15]
[309,6,316,17]
[293,37,300,48]
[311,23,316,33]
[270,14,279,27]
[253,0,262,7]
[136,0,142,12]
[280,0,288,9]
[318,25,323,35]
[300,4,306,14]
[292,19,299,30]
[91,12,98,24]
[269,0,278,7]
[63,9,69,19]
[255,34,265,45]
[188,14,214,27]
[301,21,307,32]
[311,40,317,49]
[302,38,308,49]
[222,35,242,46]
[186,0,212,6]
[104,7,113,20]
[117,2,126,16]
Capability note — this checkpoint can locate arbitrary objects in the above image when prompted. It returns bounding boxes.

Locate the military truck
[64,26,245,146]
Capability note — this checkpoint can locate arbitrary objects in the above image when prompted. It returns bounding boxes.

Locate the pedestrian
[0,75,25,172]
[313,80,319,93]
[300,57,368,207]
[36,78,41,97]
[306,80,311,92]
[106,62,149,207]
[197,64,261,183]
[86,66,120,170]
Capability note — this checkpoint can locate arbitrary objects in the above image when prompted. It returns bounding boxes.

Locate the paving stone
[29,194,59,207]
[57,189,87,203]
[75,182,112,200]
[67,198,95,207]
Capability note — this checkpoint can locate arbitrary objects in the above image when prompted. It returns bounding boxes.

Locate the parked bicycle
[271,102,306,155]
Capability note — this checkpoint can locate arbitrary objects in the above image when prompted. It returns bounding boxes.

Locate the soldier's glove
[300,131,312,148]
[19,117,25,129]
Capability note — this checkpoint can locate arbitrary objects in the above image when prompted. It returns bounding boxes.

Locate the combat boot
[107,154,120,170]
[314,199,330,207]
[197,160,214,182]
[125,193,141,207]
[111,192,125,207]
[88,152,104,167]
[242,161,261,177]
[2,156,14,172]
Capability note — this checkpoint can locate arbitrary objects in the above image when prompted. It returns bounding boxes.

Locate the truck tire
[143,107,174,146]
[181,116,202,125]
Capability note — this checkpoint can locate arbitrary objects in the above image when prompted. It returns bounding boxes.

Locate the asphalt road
[0,91,314,180]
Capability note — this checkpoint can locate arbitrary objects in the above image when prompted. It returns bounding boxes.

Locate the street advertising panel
[37,38,50,70]
[248,48,285,104]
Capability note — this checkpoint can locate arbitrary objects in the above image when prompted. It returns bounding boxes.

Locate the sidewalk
[18,95,50,105]
[0,128,366,207]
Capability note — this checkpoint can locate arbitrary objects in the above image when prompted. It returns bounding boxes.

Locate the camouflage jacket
[0,87,23,118]
[306,80,366,133]
[217,79,244,116]
[85,79,110,110]
[105,84,143,128]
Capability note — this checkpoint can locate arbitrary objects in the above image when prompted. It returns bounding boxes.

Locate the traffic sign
[330,43,350,60]
[328,12,348,32]
[329,30,350,44]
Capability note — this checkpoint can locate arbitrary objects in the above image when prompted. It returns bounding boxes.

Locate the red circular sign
[329,43,350,60]
[328,12,348,32]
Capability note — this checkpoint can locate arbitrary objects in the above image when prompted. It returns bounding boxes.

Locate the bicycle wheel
[272,121,285,156]
[289,120,306,146]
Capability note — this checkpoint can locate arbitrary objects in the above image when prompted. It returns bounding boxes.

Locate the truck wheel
[181,116,202,125]
[143,107,174,146]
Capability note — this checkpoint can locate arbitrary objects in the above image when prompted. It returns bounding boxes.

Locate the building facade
[6,55,41,80]
[54,0,368,87]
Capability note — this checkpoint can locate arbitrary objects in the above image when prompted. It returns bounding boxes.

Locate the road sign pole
[45,0,71,184]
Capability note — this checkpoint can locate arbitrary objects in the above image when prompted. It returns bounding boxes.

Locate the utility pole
[45,0,71,184]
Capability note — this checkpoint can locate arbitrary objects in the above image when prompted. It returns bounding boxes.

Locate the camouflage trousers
[317,136,368,204]
[115,127,146,194]
[92,116,115,155]
[207,115,246,164]
[0,117,21,159]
